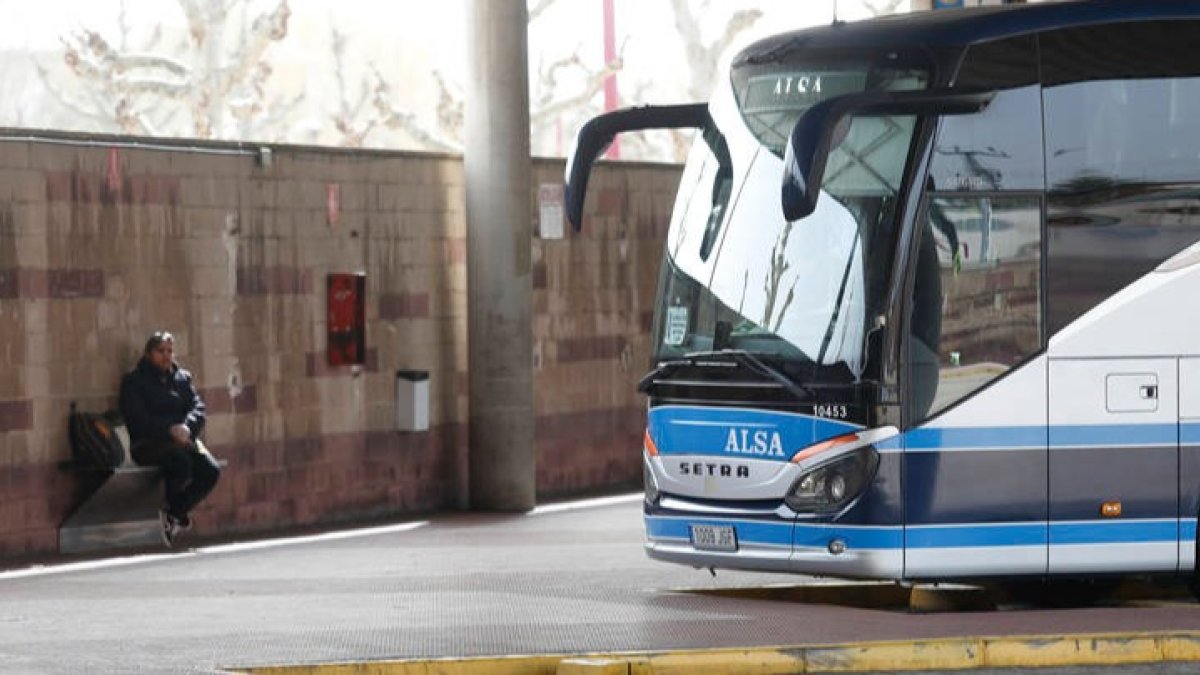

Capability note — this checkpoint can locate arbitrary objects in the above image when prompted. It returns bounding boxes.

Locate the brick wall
[0,132,681,562]
[940,258,1041,364]
[531,164,674,499]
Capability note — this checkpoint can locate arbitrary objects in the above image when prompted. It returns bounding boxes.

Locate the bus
[564,0,1200,587]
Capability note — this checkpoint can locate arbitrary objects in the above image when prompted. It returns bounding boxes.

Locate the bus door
[902,195,1047,579]
[1047,359,1179,574]
[903,34,1050,578]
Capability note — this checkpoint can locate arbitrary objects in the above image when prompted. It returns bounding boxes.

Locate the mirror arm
[565,103,708,231]
[782,88,995,222]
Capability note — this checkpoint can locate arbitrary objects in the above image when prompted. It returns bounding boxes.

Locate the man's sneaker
[158,509,180,548]
[176,514,193,532]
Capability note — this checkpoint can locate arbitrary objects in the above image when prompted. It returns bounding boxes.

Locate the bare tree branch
[56,0,294,141]
[216,2,290,107]
[432,70,463,144]
[535,52,584,110]
[177,0,211,46]
[527,0,557,23]
[669,0,761,101]
[110,75,191,97]
[714,10,762,60]
[367,65,461,151]
[531,62,616,127]
[531,37,626,128]
[33,60,120,128]
[327,26,378,147]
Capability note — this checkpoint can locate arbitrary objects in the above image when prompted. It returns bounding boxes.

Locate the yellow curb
[805,639,984,672]
[557,658,629,674]
[1161,633,1200,661]
[231,654,562,675]
[233,631,1200,674]
[984,634,1160,668]
[630,648,802,675]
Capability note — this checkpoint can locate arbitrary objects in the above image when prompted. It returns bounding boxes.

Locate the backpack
[68,403,126,470]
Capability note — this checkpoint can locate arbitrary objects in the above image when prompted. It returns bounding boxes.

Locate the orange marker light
[791,432,860,463]
[1100,501,1122,518]
[644,429,660,457]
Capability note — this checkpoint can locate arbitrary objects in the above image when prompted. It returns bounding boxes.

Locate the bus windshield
[651,53,929,385]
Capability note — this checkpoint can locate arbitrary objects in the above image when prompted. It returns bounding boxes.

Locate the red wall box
[327,273,366,366]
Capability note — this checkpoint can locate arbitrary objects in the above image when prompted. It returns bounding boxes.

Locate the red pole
[603,0,620,159]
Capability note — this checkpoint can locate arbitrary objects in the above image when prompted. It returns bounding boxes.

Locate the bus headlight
[644,458,660,505]
[785,447,879,513]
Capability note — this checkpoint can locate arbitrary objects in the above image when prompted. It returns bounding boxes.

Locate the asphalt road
[2,494,1200,674]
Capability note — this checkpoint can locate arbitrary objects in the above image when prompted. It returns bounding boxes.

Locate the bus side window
[908,34,1045,424]
[1042,20,1200,334]
[909,195,1042,424]
[928,34,1042,194]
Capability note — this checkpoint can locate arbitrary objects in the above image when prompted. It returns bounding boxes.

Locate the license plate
[690,524,737,552]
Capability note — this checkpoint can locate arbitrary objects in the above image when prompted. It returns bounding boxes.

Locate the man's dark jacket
[119,358,206,445]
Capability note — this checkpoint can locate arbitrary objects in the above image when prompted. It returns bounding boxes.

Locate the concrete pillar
[464,0,535,511]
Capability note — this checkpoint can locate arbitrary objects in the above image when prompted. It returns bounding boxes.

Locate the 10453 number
[815,404,849,419]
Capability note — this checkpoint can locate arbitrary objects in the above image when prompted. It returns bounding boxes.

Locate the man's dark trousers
[132,441,221,520]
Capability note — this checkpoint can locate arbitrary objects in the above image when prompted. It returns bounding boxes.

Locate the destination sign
[740,71,869,114]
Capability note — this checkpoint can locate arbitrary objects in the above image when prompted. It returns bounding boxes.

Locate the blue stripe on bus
[647,406,859,459]
[1049,519,1179,544]
[906,520,1179,548]
[883,423,1179,452]
[905,523,1046,548]
[1049,424,1176,447]
[1180,422,1200,445]
[645,516,902,550]
[899,426,1046,451]
[644,516,793,548]
[648,517,1189,551]
[652,409,1196,456]
[794,523,903,550]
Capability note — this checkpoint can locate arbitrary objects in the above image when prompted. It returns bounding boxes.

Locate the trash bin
[395,370,430,431]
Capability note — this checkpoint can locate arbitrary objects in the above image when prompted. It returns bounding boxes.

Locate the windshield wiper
[637,349,815,400]
[636,358,697,394]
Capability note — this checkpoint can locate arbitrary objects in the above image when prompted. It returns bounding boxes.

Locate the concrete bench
[58,425,225,554]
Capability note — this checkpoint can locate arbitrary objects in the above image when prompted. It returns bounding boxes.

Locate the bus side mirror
[782,88,996,222]
[565,103,708,231]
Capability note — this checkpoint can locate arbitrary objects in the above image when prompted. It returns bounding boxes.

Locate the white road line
[528,492,642,515]
[0,520,429,581]
[192,520,429,554]
[0,552,184,580]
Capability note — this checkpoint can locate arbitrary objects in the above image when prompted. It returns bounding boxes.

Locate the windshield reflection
[651,61,925,387]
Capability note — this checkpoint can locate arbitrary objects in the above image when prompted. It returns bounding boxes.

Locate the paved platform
[2,494,1200,674]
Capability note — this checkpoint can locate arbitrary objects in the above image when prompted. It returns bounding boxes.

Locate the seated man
[119,331,222,547]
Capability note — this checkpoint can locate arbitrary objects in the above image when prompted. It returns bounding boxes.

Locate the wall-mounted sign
[326,183,340,227]
[107,147,121,192]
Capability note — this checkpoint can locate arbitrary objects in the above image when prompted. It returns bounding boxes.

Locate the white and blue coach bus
[565,0,1200,586]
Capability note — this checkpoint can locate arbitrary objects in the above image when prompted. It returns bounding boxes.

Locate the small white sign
[664,306,689,346]
[538,184,564,240]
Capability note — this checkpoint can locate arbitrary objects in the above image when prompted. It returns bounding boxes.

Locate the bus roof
[734,0,1200,65]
